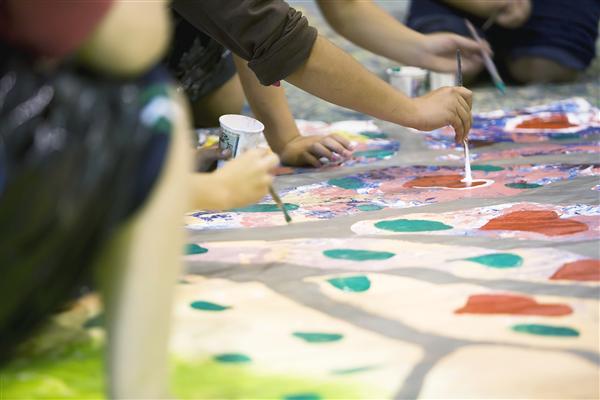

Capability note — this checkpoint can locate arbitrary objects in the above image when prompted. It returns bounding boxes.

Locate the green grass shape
[292,332,344,343]
[327,177,366,190]
[190,301,231,311]
[185,244,208,255]
[512,324,580,337]
[505,182,542,189]
[232,203,299,213]
[471,165,504,172]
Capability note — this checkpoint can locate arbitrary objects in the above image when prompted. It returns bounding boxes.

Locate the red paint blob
[404,175,487,189]
[550,259,600,281]
[516,114,576,129]
[455,294,572,316]
[480,210,588,236]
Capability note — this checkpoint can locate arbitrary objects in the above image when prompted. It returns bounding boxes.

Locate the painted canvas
[351,202,600,241]
[186,164,600,230]
[424,97,600,150]
[437,143,600,162]
[186,237,600,282]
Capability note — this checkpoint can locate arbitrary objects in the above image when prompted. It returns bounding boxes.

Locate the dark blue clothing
[408,0,600,72]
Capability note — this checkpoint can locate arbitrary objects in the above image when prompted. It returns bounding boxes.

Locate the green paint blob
[327,276,371,292]
[471,165,504,172]
[214,353,252,363]
[328,177,366,190]
[353,149,396,159]
[360,131,388,139]
[464,253,523,269]
[512,324,579,337]
[374,219,453,232]
[323,249,395,261]
[190,301,230,311]
[293,332,344,343]
[185,244,208,255]
[332,365,378,375]
[283,393,322,400]
[357,204,384,212]
[233,203,299,212]
[505,182,542,189]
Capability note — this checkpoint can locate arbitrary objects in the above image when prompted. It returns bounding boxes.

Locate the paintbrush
[456,49,473,184]
[481,8,501,31]
[464,18,506,94]
[269,186,292,223]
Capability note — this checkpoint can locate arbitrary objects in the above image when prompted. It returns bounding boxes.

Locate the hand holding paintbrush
[456,49,473,185]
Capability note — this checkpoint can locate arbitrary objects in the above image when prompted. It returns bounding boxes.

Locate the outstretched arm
[317,0,487,74]
[233,55,352,167]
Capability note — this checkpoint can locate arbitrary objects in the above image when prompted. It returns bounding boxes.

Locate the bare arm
[317,0,487,74]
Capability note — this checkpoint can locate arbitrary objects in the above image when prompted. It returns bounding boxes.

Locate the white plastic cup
[386,66,428,97]
[218,114,265,158]
[429,72,456,91]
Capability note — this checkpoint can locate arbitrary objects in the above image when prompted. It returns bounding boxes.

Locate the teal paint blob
[214,353,252,363]
[332,365,378,375]
[283,393,322,400]
[190,301,230,311]
[464,253,523,269]
[360,131,388,139]
[185,244,208,255]
[471,165,504,172]
[512,324,580,337]
[232,203,299,212]
[323,249,395,261]
[328,177,367,190]
[549,132,581,140]
[357,204,384,212]
[374,219,453,232]
[353,149,396,159]
[292,332,344,343]
[327,276,371,292]
[505,182,542,189]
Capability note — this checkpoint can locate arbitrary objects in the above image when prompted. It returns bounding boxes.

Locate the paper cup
[429,72,456,91]
[218,114,265,157]
[386,66,427,97]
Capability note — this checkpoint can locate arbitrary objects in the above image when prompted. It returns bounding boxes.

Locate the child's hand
[279,134,353,167]
[194,145,231,172]
[213,148,279,209]
[408,86,472,143]
[496,0,531,29]
[419,33,490,75]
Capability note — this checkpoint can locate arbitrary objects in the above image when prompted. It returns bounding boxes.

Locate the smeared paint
[214,353,252,363]
[455,294,573,316]
[463,253,523,268]
[283,393,322,400]
[233,203,299,213]
[471,165,504,172]
[512,324,580,337]
[332,365,378,375]
[375,219,453,232]
[516,114,576,130]
[292,332,344,343]
[353,149,396,160]
[505,182,542,189]
[404,175,489,189]
[186,244,208,255]
[327,275,371,292]
[190,301,230,311]
[357,204,384,211]
[360,131,388,139]
[550,259,600,281]
[323,249,395,261]
[328,177,367,190]
[480,210,588,236]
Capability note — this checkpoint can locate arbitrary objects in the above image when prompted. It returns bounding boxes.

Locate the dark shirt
[172,0,318,85]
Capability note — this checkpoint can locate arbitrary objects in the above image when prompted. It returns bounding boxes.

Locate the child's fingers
[310,142,334,160]
[322,137,351,157]
[329,133,352,149]
[302,152,322,168]
[454,86,473,109]
[452,109,467,143]
[457,95,472,134]
[456,104,470,142]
